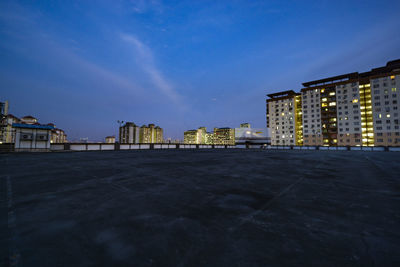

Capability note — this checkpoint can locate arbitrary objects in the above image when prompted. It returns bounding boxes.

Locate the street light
[117,120,124,144]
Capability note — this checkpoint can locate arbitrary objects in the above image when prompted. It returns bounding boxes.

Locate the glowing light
[352,99,358,103]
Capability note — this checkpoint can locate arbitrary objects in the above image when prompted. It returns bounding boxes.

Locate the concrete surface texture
[1,150,400,266]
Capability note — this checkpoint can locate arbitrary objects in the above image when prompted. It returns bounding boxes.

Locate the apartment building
[183,126,235,145]
[266,91,303,146]
[371,74,400,146]
[214,128,235,145]
[120,122,163,144]
[119,122,140,143]
[267,59,400,146]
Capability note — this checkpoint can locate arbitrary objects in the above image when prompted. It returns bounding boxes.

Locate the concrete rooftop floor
[1,149,400,266]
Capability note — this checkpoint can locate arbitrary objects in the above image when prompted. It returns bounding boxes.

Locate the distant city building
[1,114,19,143]
[266,59,400,146]
[0,100,8,117]
[50,126,67,143]
[119,122,163,143]
[184,126,235,145]
[183,129,198,144]
[213,127,235,145]
[20,115,38,124]
[235,123,270,145]
[119,122,140,143]
[240,123,251,128]
[183,126,207,144]
[105,136,116,143]
[0,103,66,144]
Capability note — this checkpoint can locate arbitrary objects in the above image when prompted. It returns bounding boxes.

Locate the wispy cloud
[125,0,163,14]
[120,33,183,106]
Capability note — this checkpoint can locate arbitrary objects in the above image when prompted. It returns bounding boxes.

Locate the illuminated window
[281,112,285,116]
[387,114,391,118]
[379,114,382,118]
[321,103,327,107]
[329,92,335,96]
[391,75,395,80]
[352,99,358,103]
[329,102,336,106]
[393,88,397,92]
[321,98,327,102]
[321,89,325,93]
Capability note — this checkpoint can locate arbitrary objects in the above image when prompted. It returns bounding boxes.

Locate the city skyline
[1,0,400,141]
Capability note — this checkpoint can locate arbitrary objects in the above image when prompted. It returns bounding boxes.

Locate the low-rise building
[13,123,54,151]
[105,136,116,143]
[1,111,67,144]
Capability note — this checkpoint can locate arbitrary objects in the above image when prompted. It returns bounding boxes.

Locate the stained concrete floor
[1,149,400,266]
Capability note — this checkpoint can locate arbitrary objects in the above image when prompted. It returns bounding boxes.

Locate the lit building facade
[266,91,303,146]
[50,127,67,143]
[120,122,163,144]
[267,59,400,146]
[1,111,67,144]
[105,136,116,143]
[183,126,235,145]
[183,130,198,144]
[213,128,235,145]
[183,127,207,144]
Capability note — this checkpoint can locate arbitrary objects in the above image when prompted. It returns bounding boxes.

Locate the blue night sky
[1,0,399,141]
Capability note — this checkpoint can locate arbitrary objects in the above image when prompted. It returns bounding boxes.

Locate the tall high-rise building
[267,59,400,146]
[266,91,303,146]
[120,122,163,144]
[119,122,140,143]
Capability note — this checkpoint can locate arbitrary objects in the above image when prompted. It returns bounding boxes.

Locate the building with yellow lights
[266,91,303,146]
[267,59,400,147]
[183,126,235,145]
[119,122,163,144]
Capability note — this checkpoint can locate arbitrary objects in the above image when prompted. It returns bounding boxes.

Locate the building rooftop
[12,123,54,130]
[266,90,297,98]
[302,59,400,87]
[1,150,399,266]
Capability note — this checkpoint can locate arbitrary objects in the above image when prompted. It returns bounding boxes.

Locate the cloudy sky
[1,0,400,141]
